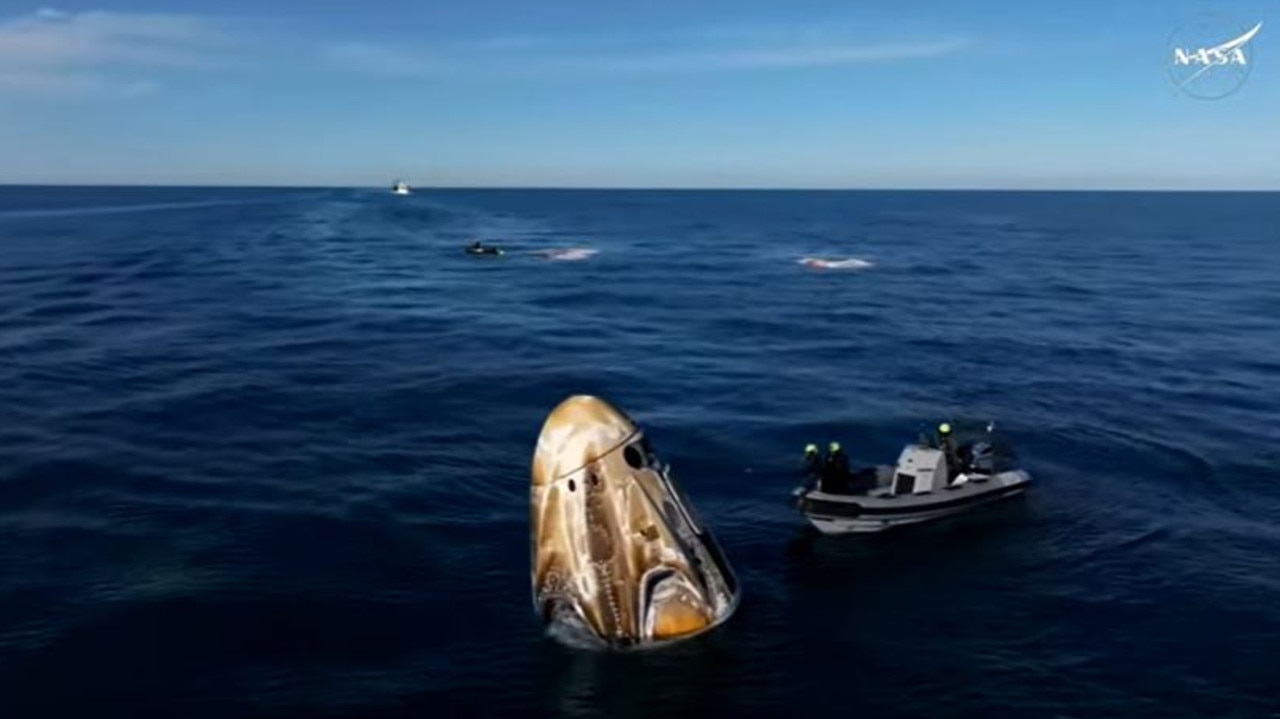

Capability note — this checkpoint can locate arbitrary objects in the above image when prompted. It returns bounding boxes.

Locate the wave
[798,257,873,270]
[0,199,273,221]
[535,248,598,261]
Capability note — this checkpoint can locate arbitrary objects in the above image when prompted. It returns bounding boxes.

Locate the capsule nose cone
[532,395,638,487]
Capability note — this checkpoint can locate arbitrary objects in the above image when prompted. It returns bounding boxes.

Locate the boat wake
[0,199,273,221]
[536,248,598,261]
[798,257,873,270]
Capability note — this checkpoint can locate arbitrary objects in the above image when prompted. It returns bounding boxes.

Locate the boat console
[891,446,950,495]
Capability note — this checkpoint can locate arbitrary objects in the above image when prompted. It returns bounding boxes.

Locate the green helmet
[805,443,818,455]
[939,423,952,435]
[829,441,841,452]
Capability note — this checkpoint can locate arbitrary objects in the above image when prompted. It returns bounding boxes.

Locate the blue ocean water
[0,186,1278,718]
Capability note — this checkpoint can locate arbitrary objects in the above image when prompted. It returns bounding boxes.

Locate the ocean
[0,186,1277,718]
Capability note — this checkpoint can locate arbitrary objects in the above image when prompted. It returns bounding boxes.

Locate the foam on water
[798,256,874,270]
[535,248,599,261]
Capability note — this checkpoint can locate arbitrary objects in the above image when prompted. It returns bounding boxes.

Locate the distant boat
[391,180,411,195]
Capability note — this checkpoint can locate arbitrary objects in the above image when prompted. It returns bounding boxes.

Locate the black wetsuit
[821,450,850,493]
[802,453,823,488]
[939,435,961,480]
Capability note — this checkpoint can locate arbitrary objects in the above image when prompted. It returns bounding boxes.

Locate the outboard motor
[968,441,996,474]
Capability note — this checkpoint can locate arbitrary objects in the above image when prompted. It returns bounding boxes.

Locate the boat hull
[796,469,1030,534]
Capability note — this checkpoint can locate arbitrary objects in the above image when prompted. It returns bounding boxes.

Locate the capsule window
[589,471,600,487]
[623,444,645,469]
[567,478,576,493]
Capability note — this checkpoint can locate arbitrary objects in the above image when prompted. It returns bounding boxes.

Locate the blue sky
[0,0,1276,188]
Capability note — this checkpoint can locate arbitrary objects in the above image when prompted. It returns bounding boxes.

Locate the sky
[0,0,1276,188]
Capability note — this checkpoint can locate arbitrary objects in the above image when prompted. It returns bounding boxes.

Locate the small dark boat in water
[465,241,504,256]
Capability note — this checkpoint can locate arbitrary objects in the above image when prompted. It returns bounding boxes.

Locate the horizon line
[1,182,1278,193]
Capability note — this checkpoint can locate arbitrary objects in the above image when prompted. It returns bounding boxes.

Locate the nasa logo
[1167,19,1262,99]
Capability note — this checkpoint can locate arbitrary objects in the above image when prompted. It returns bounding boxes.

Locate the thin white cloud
[325,42,451,78]
[0,70,158,98]
[323,28,970,81]
[0,8,231,98]
[597,38,970,72]
[0,12,969,97]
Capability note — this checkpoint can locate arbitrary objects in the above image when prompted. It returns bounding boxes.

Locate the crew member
[938,423,960,479]
[801,444,822,489]
[822,441,850,493]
